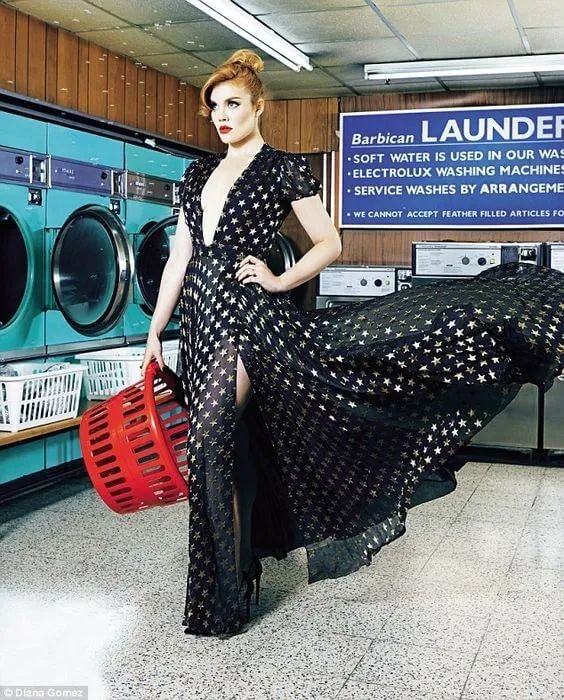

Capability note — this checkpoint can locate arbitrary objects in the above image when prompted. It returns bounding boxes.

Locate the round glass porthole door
[0,208,28,330]
[136,216,178,320]
[52,204,132,335]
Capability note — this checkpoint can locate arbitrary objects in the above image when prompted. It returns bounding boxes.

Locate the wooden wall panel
[327,97,339,152]
[45,25,58,104]
[56,31,79,109]
[27,15,46,100]
[286,100,301,151]
[15,11,28,95]
[300,98,327,152]
[145,68,157,133]
[156,71,166,135]
[164,74,179,139]
[177,82,186,142]
[185,85,198,144]
[108,54,125,124]
[0,5,16,91]
[196,114,211,150]
[88,43,108,119]
[262,99,287,150]
[136,66,147,131]
[124,59,138,128]
[77,38,89,114]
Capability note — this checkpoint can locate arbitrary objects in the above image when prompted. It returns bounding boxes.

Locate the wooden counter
[0,399,102,448]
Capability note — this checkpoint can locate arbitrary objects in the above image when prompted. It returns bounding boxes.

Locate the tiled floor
[1,462,562,699]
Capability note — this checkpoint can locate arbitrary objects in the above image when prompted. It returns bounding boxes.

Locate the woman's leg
[233,355,256,586]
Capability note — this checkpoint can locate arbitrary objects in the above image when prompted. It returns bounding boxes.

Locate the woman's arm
[147,208,193,339]
[276,195,342,292]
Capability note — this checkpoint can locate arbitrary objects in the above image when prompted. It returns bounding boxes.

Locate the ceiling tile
[525,28,564,53]
[297,38,414,66]
[192,49,287,72]
[11,0,127,31]
[242,0,366,13]
[135,53,214,78]
[88,0,203,25]
[142,19,250,52]
[512,0,564,28]
[271,86,356,99]
[378,0,516,37]
[412,30,526,59]
[261,7,393,43]
[77,26,176,56]
[180,74,208,88]
[260,68,343,90]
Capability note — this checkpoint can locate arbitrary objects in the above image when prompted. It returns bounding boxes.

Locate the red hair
[199,49,266,118]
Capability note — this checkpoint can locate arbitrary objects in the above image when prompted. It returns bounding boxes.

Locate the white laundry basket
[76,340,180,400]
[0,361,86,433]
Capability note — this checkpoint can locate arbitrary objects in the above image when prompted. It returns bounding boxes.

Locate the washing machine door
[0,209,28,331]
[136,215,178,320]
[52,204,132,335]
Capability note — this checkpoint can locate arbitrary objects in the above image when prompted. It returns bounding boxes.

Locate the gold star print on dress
[177,143,564,637]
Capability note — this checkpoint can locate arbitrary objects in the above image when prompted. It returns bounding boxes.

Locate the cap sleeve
[279,152,322,203]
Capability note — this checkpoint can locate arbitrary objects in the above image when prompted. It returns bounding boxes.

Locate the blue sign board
[339,104,564,228]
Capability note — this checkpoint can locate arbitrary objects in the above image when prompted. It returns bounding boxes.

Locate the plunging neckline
[200,142,268,248]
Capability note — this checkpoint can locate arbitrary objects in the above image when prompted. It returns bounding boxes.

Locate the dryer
[315,265,411,309]
[123,144,188,341]
[45,125,132,354]
[0,111,48,361]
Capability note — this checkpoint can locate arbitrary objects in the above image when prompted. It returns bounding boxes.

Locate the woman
[142,50,563,638]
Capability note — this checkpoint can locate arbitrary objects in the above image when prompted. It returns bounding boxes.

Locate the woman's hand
[235,255,286,293]
[141,332,164,373]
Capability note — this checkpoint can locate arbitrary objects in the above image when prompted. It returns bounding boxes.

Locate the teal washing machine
[0,111,48,362]
[123,145,190,341]
[45,125,133,355]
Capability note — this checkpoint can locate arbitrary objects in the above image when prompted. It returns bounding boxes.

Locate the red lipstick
[219,126,232,133]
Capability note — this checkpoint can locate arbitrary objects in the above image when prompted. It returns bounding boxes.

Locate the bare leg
[233,355,254,588]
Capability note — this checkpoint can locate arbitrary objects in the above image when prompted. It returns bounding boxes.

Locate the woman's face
[209,80,262,145]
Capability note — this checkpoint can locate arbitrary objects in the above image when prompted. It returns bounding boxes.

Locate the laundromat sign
[339,104,564,228]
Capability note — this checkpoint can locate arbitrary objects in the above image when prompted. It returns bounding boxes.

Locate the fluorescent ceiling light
[184,0,312,72]
[364,54,564,81]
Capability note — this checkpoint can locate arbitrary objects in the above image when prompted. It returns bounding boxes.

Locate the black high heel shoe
[238,556,263,622]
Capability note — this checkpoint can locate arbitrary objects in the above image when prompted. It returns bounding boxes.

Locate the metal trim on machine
[52,204,132,336]
[136,215,179,321]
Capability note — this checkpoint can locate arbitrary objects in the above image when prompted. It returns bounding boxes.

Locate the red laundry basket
[79,360,190,514]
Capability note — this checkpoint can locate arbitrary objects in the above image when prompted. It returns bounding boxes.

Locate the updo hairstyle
[199,49,266,118]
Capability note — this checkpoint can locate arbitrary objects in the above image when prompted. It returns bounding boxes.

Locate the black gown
[177,142,564,637]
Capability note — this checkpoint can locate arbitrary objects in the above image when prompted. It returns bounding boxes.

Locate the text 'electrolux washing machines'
[412,240,544,454]
[0,111,48,362]
[316,265,412,309]
[544,242,564,457]
[124,144,188,342]
[45,124,132,355]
